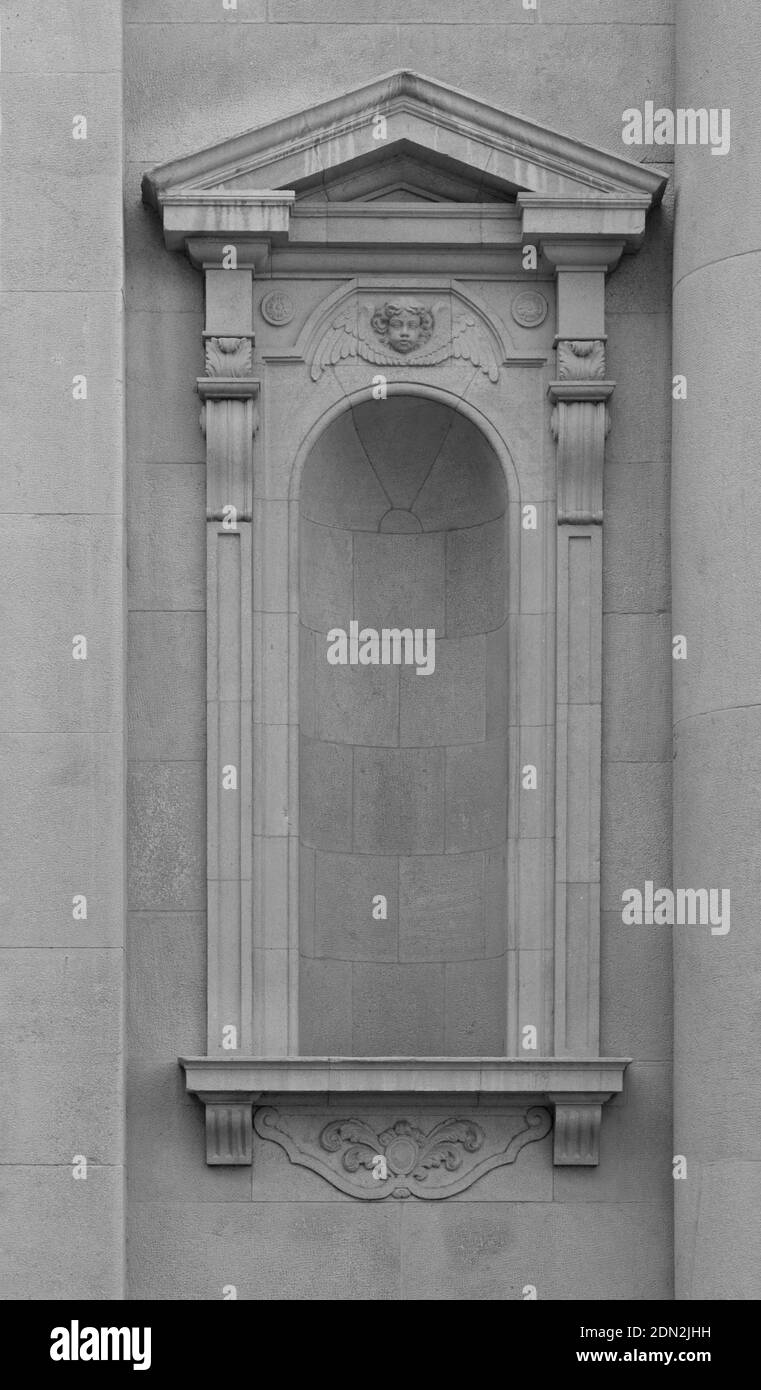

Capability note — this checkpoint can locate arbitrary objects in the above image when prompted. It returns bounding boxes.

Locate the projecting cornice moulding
[180,1057,630,1170]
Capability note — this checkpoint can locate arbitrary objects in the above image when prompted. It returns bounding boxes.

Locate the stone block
[299,958,353,1055]
[603,613,671,762]
[128,612,205,760]
[684,1162,761,1300]
[316,652,400,747]
[314,852,399,962]
[485,844,510,955]
[353,532,445,631]
[600,761,671,913]
[352,962,445,1054]
[252,946,291,1055]
[0,948,121,1060]
[2,0,123,72]
[127,1199,401,1300]
[128,761,205,909]
[0,293,123,514]
[253,724,290,838]
[126,310,205,464]
[127,911,206,1057]
[353,747,445,854]
[256,612,289,726]
[128,0,266,23]
[0,1055,122,1165]
[399,1198,671,1300]
[269,0,532,19]
[606,313,671,467]
[1,1166,123,1300]
[600,911,672,1061]
[445,519,508,637]
[399,635,485,746]
[444,957,506,1055]
[299,737,353,851]
[299,519,353,634]
[127,464,205,611]
[2,75,123,292]
[445,740,507,852]
[254,835,289,952]
[399,852,485,962]
[0,516,122,736]
[603,460,670,615]
[0,732,123,948]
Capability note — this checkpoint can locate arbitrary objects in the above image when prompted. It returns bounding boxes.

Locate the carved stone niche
[142,70,666,1185]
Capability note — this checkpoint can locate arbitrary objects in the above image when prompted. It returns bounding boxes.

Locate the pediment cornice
[142,69,667,234]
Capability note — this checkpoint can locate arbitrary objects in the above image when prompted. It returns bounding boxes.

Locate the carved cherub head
[370,299,435,355]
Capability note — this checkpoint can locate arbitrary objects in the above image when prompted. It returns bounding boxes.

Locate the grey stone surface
[351,396,454,510]
[444,957,506,1056]
[445,740,508,852]
[1,1167,124,1301]
[299,519,353,633]
[445,519,508,637]
[299,958,353,1055]
[353,748,445,855]
[315,652,400,747]
[127,464,206,611]
[128,762,205,909]
[128,612,205,760]
[399,852,485,963]
[352,962,445,1054]
[128,912,206,1057]
[313,852,399,962]
[399,636,485,747]
[353,532,446,632]
[299,737,353,851]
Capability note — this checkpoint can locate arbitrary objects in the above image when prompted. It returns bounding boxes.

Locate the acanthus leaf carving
[557,338,606,381]
[204,334,254,378]
[254,1106,552,1198]
[310,296,500,383]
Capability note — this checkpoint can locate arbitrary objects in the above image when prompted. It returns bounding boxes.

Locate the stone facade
[1,0,757,1302]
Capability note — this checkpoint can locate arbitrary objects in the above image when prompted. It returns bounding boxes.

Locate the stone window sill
[180,1055,629,1168]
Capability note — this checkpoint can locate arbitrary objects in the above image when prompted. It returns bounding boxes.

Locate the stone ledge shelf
[180,1056,630,1168]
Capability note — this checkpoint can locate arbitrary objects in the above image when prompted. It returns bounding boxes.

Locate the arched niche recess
[142,69,666,1171]
[298,397,509,1057]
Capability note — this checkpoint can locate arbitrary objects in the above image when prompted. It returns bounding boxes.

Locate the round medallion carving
[511,290,548,328]
[260,290,295,326]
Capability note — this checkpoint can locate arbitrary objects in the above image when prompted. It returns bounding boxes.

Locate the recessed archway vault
[142,69,666,1175]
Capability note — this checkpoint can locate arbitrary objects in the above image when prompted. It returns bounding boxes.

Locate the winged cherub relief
[310,296,500,382]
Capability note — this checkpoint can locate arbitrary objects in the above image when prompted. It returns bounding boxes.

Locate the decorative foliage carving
[254,1106,552,1198]
[204,335,254,378]
[557,339,606,381]
[310,297,500,382]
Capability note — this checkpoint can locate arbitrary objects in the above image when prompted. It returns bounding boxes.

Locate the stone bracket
[548,1093,611,1165]
[180,1057,629,1168]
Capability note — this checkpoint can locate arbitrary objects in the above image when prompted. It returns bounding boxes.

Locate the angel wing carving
[413,313,500,383]
[310,303,388,380]
[310,299,501,382]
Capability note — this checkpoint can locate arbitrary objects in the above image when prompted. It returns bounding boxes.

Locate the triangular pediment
[142,69,666,211]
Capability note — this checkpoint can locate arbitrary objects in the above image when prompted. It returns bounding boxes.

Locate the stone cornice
[142,70,667,210]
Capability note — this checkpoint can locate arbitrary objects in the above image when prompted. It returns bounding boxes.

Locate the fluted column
[672,0,761,1299]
